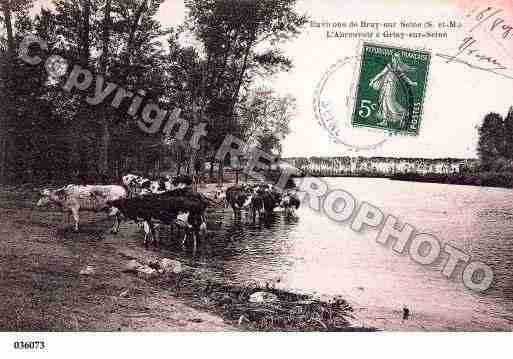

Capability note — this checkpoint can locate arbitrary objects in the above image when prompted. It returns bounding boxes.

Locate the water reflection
[200,209,299,285]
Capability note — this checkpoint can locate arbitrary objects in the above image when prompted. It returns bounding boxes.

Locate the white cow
[36,184,127,232]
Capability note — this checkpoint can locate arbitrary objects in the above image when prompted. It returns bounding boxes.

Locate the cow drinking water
[225,185,253,218]
[280,190,301,218]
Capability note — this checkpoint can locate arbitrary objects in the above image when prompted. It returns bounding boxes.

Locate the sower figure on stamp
[369,52,417,128]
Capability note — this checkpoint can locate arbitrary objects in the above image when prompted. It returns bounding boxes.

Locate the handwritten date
[467,6,513,40]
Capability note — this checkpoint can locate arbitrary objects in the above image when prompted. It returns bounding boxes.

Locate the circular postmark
[314,46,424,151]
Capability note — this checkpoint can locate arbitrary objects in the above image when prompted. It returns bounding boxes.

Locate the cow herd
[35,173,301,250]
[225,183,300,221]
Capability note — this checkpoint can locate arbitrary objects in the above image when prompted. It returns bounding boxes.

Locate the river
[171,178,513,331]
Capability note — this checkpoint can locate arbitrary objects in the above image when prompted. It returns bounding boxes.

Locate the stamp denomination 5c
[352,42,431,135]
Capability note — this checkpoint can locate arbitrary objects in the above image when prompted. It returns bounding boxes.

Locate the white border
[1,332,512,358]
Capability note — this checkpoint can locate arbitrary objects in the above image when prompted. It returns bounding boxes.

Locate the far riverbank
[388,172,513,189]
[294,172,513,189]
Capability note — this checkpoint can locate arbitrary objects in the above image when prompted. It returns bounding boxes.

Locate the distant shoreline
[389,173,513,189]
[294,173,513,189]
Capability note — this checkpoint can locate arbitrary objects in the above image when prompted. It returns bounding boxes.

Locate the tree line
[477,106,513,172]
[0,0,305,184]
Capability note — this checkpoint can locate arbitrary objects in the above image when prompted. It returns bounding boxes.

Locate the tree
[98,0,111,175]
[0,0,35,183]
[32,0,171,180]
[504,106,513,159]
[238,88,295,156]
[106,0,172,178]
[183,0,308,178]
[0,1,307,184]
[477,112,507,171]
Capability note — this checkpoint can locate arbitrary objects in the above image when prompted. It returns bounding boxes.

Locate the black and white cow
[122,174,192,197]
[280,190,301,218]
[225,185,253,217]
[261,187,282,216]
[107,187,211,248]
[122,174,151,197]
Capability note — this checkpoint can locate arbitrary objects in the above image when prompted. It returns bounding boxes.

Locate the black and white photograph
[0,0,512,356]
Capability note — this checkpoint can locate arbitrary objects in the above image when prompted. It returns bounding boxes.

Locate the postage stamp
[351,42,431,135]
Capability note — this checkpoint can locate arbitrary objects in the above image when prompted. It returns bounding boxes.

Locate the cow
[213,189,228,208]
[248,183,282,217]
[261,188,282,216]
[122,173,193,197]
[249,190,265,222]
[225,185,253,217]
[280,191,301,218]
[172,175,193,187]
[151,175,193,194]
[225,183,284,221]
[36,185,127,232]
[107,187,212,248]
[122,174,152,197]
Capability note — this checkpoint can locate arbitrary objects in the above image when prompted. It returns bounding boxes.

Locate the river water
[178,178,513,331]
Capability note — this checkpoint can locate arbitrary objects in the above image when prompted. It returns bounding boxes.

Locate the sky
[31,0,513,159]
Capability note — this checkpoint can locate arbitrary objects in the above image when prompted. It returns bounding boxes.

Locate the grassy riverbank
[0,185,370,331]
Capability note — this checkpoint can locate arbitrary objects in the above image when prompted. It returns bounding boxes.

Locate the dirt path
[0,187,234,331]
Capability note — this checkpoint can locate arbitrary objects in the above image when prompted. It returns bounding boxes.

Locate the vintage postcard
[1,0,512,357]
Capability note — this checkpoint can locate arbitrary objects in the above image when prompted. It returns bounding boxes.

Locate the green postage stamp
[351,42,431,135]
